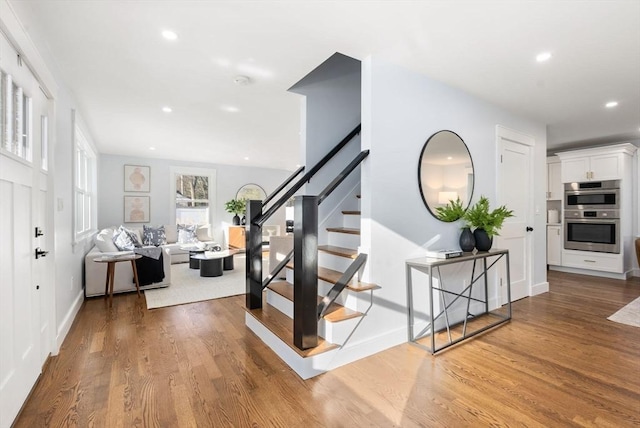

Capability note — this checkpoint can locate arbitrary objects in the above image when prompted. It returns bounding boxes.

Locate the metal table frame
[405,249,511,354]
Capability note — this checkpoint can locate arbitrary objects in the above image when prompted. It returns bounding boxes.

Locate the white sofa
[84,224,217,297]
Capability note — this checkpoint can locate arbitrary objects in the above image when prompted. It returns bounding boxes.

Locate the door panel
[497,132,533,303]
[0,174,40,428]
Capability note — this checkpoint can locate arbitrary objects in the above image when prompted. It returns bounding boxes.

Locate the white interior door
[0,33,53,427]
[496,126,534,303]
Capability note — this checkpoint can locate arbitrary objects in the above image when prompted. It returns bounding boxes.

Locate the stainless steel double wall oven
[564,180,620,253]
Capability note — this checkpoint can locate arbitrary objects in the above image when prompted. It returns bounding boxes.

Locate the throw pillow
[95,228,119,252]
[177,224,197,244]
[143,225,167,246]
[112,225,142,251]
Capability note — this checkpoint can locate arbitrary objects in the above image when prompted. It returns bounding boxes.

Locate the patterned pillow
[112,226,142,250]
[143,225,167,246]
[177,224,197,244]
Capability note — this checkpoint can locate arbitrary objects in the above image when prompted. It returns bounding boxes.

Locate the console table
[405,249,512,354]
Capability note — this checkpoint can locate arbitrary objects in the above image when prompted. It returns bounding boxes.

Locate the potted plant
[463,195,514,251]
[224,198,246,225]
[435,197,475,251]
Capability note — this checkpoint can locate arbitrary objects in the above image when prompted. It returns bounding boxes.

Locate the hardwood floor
[14,271,640,427]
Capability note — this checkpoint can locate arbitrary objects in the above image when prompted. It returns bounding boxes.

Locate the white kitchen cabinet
[547,225,562,266]
[546,157,563,200]
[557,146,633,183]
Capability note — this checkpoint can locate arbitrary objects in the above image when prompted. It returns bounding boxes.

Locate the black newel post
[293,195,319,349]
[246,199,263,309]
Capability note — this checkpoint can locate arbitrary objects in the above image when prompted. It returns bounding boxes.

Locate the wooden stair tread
[266,281,365,322]
[318,245,358,259]
[284,263,380,292]
[341,210,361,215]
[326,227,360,235]
[246,304,338,357]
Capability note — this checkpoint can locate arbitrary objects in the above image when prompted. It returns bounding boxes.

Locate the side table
[93,254,142,305]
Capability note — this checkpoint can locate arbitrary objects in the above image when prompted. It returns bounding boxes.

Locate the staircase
[245,193,380,378]
[242,126,383,378]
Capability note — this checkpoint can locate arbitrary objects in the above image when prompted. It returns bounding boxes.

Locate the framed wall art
[124,164,150,192]
[236,183,267,201]
[124,196,150,223]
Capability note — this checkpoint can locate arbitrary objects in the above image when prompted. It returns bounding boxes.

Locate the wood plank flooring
[14,270,640,427]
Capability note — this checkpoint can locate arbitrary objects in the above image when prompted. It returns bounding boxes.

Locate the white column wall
[355,56,547,343]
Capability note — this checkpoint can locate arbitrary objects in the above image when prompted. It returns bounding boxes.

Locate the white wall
[99,155,291,245]
[289,53,362,226]
[356,56,547,341]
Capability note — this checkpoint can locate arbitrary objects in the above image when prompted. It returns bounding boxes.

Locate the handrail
[317,150,369,206]
[263,166,305,207]
[261,249,294,290]
[317,253,368,319]
[254,124,361,227]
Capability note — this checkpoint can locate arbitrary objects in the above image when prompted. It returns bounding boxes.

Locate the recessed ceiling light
[605,101,618,108]
[162,30,178,40]
[233,75,251,85]
[536,52,552,62]
[222,106,239,113]
[244,157,250,161]
[149,147,156,151]
[447,156,453,160]
[162,106,172,113]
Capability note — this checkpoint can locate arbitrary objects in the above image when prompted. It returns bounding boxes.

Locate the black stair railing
[318,253,368,319]
[292,150,369,349]
[246,124,361,311]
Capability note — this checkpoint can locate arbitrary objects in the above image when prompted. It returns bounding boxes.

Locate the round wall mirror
[418,130,474,221]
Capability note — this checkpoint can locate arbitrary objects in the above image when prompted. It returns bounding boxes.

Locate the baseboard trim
[532,281,549,296]
[55,290,84,354]
[549,265,630,280]
[245,312,406,379]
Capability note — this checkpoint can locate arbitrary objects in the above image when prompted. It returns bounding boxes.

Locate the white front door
[496,126,534,302]
[0,32,53,427]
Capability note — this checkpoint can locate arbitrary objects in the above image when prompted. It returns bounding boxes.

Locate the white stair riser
[318,315,362,344]
[342,214,360,229]
[266,289,361,343]
[318,252,353,272]
[328,231,360,248]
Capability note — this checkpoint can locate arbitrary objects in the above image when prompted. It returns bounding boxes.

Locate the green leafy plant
[463,195,514,237]
[435,197,467,223]
[224,198,246,215]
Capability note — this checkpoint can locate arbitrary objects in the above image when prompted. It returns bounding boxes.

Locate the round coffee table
[190,250,238,277]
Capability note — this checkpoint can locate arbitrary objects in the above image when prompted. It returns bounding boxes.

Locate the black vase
[241,216,246,225]
[459,227,475,252]
[474,228,493,252]
[232,214,240,225]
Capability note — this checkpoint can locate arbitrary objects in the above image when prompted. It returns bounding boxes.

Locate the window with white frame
[73,110,97,240]
[169,166,216,226]
[1,68,32,161]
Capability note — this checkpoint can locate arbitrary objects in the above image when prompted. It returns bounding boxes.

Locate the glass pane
[75,192,84,233]
[13,84,22,157]
[2,73,13,152]
[84,194,91,232]
[22,93,31,162]
[175,173,209,224]
[41,116,48,170]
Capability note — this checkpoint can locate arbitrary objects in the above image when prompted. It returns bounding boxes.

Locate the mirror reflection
[418,130,474,221]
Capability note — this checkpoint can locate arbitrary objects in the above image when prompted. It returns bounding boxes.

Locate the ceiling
[9,1,640,171]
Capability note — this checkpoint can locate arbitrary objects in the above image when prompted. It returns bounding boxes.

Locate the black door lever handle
[526,226,534,232]
[35,247,49,259]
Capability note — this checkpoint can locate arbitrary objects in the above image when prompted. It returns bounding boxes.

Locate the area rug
[145,255,253,309]
[607,297,640,327]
